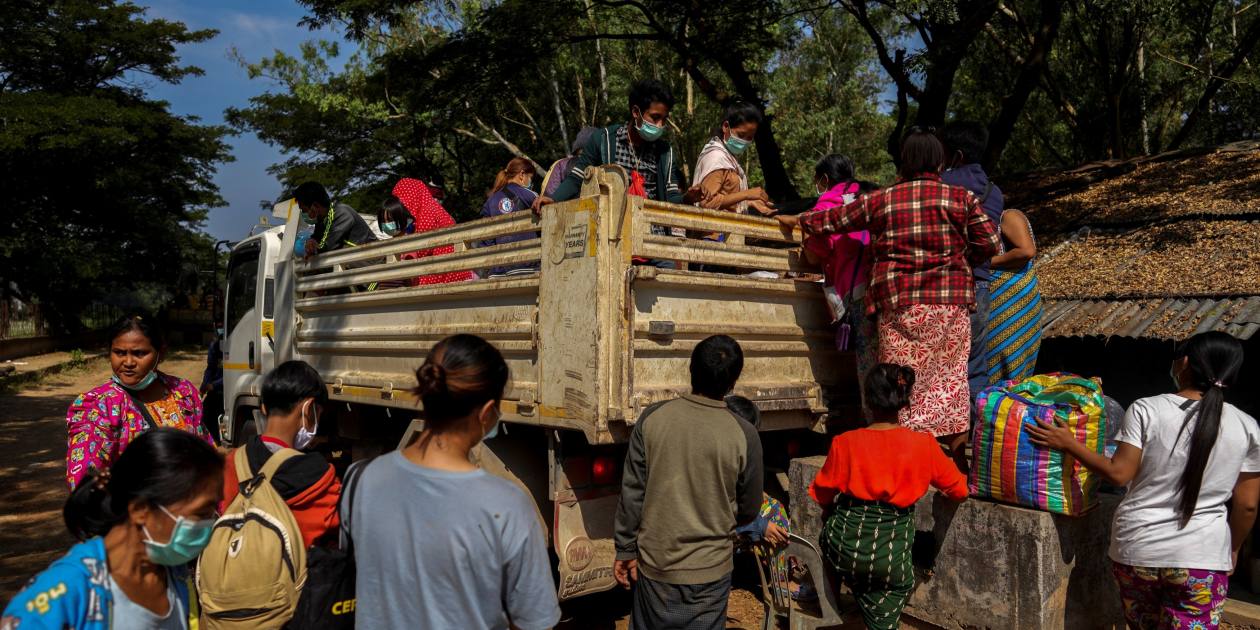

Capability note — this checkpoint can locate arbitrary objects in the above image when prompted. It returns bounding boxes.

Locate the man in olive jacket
[613,335,764,630]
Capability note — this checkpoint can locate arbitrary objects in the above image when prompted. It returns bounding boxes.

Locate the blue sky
[139,0,348,243]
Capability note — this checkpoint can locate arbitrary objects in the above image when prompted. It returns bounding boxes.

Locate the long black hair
[814,154,856,188]
[1173,331,1245,523]
[64,428,223,540]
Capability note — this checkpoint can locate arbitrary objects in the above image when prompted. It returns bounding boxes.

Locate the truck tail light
[592,456,618,486]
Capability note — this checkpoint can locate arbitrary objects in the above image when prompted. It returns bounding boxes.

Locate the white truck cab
[218,222,284,444]
[220,200,387,443]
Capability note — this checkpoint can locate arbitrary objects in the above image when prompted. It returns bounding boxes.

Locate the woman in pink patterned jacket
[66,315,214,490]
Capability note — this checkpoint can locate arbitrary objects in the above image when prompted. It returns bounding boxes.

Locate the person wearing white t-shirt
[1029,331,1260,630]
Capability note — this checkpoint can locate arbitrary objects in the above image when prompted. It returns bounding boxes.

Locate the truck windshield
[224,242,260,341]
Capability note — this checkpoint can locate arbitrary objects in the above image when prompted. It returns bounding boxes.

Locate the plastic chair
[750,533,847,630]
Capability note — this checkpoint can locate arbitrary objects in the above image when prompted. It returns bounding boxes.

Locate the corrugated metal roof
[1041,297,1260,341]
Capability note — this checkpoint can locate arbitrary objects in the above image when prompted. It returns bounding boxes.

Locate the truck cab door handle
[248,341,255,370]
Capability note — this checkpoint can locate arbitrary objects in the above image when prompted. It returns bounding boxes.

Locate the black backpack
[283,457,373,630]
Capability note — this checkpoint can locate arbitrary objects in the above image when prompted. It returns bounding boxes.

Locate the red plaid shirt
[799,173,1000,315]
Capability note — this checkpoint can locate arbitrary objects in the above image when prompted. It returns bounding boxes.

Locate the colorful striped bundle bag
[969,373,1109,516]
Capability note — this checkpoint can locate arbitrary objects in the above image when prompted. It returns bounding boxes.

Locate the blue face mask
[113,370,159,391]
[215,327,225,338]
[637,116,666,142]
[381,221,398,236]
[294,230,310,257]
[725,134,751,156]
[144,505,215,566]
[483,408,502,441]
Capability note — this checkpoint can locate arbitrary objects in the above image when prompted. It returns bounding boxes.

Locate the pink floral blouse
[65,373,213,489]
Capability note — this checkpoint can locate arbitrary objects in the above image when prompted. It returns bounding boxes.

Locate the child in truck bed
[801,155,877,379]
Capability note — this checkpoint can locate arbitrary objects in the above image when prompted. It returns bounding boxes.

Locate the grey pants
[630,572,731,630]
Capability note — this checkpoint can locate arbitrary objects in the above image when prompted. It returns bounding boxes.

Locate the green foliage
[766,7,898,187]
[231,0,1260,221]
[0,0,231,331]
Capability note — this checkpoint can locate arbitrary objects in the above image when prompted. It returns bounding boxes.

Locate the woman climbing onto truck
[801,154,877,382]
[809,363,968,630]
[344,334,560,630]
[1028,331,1260,630]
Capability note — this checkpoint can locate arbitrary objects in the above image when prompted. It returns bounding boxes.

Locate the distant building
[1005,140,1260,414]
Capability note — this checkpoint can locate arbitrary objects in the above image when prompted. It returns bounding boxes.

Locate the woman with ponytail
[1030,331,1260,629]
[809,364,968,630]
[345,334,560,630]
[480,157,540,277]
[5,429,222,630]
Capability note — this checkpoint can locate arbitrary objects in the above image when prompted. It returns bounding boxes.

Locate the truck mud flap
[554,493,620,600]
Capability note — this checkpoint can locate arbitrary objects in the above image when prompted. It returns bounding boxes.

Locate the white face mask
[295,399,319,450]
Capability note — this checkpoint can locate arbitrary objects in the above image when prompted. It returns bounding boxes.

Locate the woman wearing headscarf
[390,177,476,285]
[66,315,214,490]
[778,129,1001,462]
[690,102,775,218]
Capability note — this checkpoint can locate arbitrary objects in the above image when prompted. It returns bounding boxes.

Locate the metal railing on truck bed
[288,166,855,443]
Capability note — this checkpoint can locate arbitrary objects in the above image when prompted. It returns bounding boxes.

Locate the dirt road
[0,350,206,600]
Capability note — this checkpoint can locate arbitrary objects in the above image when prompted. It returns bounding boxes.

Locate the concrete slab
[789,456,1125,630]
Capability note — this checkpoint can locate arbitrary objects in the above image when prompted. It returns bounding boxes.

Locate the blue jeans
[968,282,992,416]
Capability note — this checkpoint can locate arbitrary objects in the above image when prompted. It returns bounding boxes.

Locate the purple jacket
[942,163,1003,282]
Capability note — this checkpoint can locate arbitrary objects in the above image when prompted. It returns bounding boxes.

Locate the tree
[1167,1,1260,148]
[0,0,231,331]
[296,0,860,200]
[841,0,1002,160]
[765,6,896,185]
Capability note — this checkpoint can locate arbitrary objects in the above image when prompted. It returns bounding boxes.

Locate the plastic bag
[969,373,1109,516]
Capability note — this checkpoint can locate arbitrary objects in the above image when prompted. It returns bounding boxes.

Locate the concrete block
[789,456,1124,630]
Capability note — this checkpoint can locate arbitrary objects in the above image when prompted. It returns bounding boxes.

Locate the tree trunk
[985,0,1065,170]
[914,0,1002,127]
[1138,38,1149,155]
[1170,11,1260,148]
[718,58,798,200]
[549,65,570,154]
[582,0,609,124]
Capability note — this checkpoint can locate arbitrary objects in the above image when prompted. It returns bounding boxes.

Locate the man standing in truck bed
[294,181,377,258]
[613,334,764,630]
[532,79,687,211]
